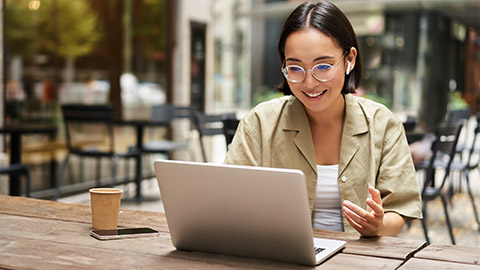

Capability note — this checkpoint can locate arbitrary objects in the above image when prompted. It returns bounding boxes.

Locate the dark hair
[276,1,361,95]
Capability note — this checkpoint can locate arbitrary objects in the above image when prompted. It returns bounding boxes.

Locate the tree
[5,0,102,101]
[5,0,39,56]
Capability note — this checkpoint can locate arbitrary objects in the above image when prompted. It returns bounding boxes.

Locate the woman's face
[284,28,350,115]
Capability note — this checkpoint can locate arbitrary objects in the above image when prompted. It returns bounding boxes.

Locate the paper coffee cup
[89,188,123,230]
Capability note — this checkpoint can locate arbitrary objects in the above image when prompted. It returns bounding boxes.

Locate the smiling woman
[224,1,422,238]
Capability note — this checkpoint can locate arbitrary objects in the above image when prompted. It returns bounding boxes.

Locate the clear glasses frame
[282,52,347,83]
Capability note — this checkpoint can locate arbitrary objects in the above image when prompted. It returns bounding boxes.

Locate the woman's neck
[306,94,345,126]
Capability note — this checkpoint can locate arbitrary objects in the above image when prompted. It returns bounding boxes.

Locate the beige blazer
[224,94,422,233]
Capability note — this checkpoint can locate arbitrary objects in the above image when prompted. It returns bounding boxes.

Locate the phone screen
[90,227,159,240]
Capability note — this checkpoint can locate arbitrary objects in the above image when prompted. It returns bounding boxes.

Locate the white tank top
[312,164,344,231]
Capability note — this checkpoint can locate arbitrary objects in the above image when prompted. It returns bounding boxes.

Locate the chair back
[422,122,463,196]
[445,108,471,126]
[464,112,480,169]
[403,116,417,132]
[61,104,115,154]
[150,104,191,123]
[222,117,240,148]
[191,110,237,162]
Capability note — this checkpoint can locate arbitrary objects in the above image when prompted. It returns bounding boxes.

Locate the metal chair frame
[192,110,236,162]
[0,163,31,197]
[55,104,139,200]
[417,122,463,244]
[222,117,240,149]
[450,113,480,229]
[141,104,195,160]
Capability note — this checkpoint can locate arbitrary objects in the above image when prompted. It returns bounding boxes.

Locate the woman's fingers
[343,198,384,236]
[368,186,382,205]
[343,203,377,235]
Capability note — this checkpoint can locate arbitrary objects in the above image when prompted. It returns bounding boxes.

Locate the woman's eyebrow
[285,56,335,62]
[285,57,302,62]
[313,56,334,62]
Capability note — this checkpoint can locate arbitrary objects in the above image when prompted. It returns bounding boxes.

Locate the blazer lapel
[339,94,369,177]
[283,98,317,174]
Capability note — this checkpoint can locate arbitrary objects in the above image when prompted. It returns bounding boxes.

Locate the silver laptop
[154,160,346,266]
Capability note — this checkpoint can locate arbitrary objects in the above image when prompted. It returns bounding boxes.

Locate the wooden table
[1,195,477,269]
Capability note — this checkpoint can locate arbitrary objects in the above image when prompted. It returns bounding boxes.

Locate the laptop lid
[154,160,345,266]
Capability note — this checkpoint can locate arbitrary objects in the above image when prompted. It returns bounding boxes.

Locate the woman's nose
[302,70,319,87]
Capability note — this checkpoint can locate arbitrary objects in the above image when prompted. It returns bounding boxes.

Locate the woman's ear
[346,47,357,74]
[346,61,351,75]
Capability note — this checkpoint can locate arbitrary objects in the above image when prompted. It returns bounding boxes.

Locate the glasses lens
[312,64,335,82]
[284,65,305,82]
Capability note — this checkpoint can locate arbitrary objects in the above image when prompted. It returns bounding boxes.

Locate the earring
[346,61,351,75]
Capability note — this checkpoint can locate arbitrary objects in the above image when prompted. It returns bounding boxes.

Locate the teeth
[305,90,326,98]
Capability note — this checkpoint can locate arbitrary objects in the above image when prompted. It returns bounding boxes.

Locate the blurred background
[2,0,479,125]
[0,0,479,195]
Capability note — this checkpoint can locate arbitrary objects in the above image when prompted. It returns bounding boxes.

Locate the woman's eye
[315,64,332,71]
[288,66,303,72]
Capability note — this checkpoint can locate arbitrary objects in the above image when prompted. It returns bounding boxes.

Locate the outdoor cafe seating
[55,104,140,200]
[449,113,480,228]
[223,117,240,148]
[415,122,463,244]
[141,104,195,160]
[191,110,237,162]
[52,102,240,201]
[0,163,31,197]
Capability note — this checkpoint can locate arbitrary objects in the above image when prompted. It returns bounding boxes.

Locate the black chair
[416,122,463,244]
[403,115,417,133]
[0,163,31,197]
[446,108,471,126]
[191,110,236,162]
[141,104,194,160]
[444,108,473,198]
[450,113,480,229]
[222,117,240,149]
[446,108,471,153]
[55,104,139,200]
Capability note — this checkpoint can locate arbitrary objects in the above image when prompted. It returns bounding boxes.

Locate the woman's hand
[342,186,385,237]
[342,186,406,237]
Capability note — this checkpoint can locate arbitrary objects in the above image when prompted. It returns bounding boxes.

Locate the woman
[224,1,422,237]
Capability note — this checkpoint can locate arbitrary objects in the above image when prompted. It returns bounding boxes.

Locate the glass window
[5,0,170,124]
[4,0,170,193]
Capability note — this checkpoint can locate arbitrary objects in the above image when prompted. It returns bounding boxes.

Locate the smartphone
[90,227,159,240]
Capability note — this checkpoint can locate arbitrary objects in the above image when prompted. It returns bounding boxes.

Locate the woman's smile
[303,89,327,99]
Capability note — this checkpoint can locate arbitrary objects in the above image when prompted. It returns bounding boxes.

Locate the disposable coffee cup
[89,188,123,230]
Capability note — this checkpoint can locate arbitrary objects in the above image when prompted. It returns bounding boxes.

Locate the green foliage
[5,0,101,58]
[362,93,391,108]
[38,0,101,58]
[133,0,167,57]
[449,91,469,110]
[252,87,284,107]
[5,0,40,56]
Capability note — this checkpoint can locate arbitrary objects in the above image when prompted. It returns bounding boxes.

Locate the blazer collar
[339,94,369,176]
[283,97,317,173]
[342,94,369,136]
[282,95,369,175]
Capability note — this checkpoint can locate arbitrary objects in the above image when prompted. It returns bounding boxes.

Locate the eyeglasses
[282,52,347,83]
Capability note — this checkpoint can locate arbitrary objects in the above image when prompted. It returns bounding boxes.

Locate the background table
[0,195,443,269]
[115,119,169,203]
[0,125,57,195]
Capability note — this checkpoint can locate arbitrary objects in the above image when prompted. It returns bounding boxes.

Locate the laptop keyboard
[315,247,326,255]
